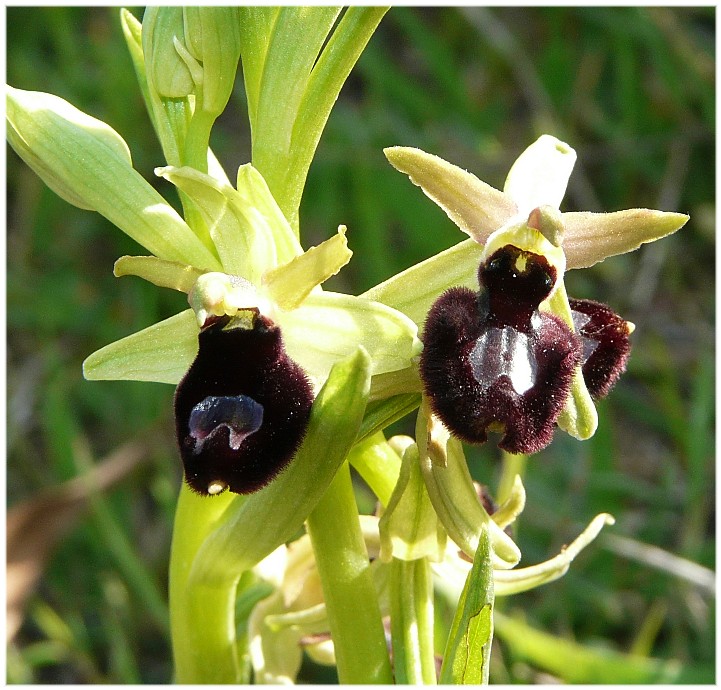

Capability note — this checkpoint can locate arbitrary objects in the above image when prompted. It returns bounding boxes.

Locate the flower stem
[306,462,393,684]
[168,484,242,683]
[390,557,437,684]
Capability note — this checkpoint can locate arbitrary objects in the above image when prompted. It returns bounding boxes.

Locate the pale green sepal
[562,209,690,269]
[379,443,446,562]
[82,309,198,384]
[277,291,422,384]
[263,226,352,311]
[504,135,576,216]
[6,86,221,269]
[439,523,494,685]
[182,8,242,117]
[236,164,303,266]
[142,7,193,98]
[156,165,276,282]
[362,237,483,327]
[494,514,615,596]
[416,402,521,569]
[384,146,517,245]
[189,347,372,585]
[114,255,204,293]
[490,475,526,531]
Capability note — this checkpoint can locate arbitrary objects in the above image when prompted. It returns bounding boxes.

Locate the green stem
[390,558,436,684]
[306,462,393,684]
[168,483,242,683]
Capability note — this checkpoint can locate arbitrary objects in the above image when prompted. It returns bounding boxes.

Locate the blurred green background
[6,6,714,684]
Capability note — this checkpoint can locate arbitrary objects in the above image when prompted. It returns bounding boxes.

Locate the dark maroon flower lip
[174,315,314,496]
[420,245,581,455]
[420,244,632,454]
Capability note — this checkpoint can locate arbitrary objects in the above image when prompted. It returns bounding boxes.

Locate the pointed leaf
[384,146,517,244]
[563,209,690,269]
[263,226,352,311]
[282,7,389,229]
[277,291,422,384]
[439,523,494,685]
[504,135,576,215]
[83,309,198,384]
[7,86,221,269]
[114,255,204,293]
[237,7,280,130]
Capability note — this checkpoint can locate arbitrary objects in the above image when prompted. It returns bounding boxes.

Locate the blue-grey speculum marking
[189,395,264,453]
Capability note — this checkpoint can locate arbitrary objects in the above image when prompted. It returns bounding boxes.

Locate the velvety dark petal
[174,315,313,495]
[420,245,581,455]
[570,298,631,399]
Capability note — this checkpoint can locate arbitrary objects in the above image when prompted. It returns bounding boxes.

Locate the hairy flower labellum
[175,314,314,495]
[420,244,581,454]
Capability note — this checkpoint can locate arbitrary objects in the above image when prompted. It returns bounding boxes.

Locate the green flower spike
[373,134,688,441]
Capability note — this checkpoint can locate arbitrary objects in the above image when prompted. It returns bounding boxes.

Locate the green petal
[545,281,598,440]
[379,443,446,562]
[277,291,422,384]
[563,209,690,269]
[114,255,204,293]
[83,309,198,384]
[384,146,517,244]
[6,86,221,269]
[363,237,483,327]
[262,226,352,311]
[494,514,614,596]
[236,164,303,265]
[504,135,576,215]
[156,165,277,282]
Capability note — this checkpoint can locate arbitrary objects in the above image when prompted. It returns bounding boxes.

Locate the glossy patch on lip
[420,245,581,454]
[174,315,314,495]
